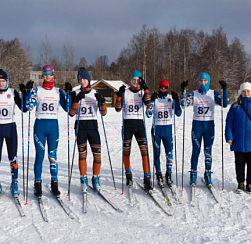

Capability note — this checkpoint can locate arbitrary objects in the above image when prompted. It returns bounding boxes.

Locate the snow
[0,105,250,244]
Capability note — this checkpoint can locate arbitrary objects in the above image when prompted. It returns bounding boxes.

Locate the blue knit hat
[0,69,9,91]
[77,67,91,83]
[131,70,142,80]
[198,72,210,91]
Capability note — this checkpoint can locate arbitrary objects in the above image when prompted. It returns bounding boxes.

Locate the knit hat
[77,67,91,83]
[239,82,251,95]
[198,72,210,91]
[0,69,9,90]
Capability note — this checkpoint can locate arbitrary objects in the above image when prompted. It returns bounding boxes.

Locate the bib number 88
[158,111,168,118]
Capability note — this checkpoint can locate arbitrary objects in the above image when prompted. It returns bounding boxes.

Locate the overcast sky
[1,0,251,66]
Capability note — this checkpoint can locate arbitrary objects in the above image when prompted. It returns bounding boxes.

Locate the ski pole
[221,89,224,190]
[141,90,151,182]
[153,100,156,188]
[68,100,81,200]
[182,88,186,191]
[67,91,70,196]
[25,91,31,205]
[21,90,25,200]
[173,99,178,188]
[98,102,117,190]
[121,93,125,195]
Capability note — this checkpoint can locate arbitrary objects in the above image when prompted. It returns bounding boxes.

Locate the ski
[201,178,224,208]
[137,182,172,216]
[37,196,49,222]
[159,184,171,206]
[13,196,25,217]
[89,186,123,212]
[168,185,182,204]
[128,183,134,206]
[191,185,196,207]
[83,192,87,214]
[45,184,75,219]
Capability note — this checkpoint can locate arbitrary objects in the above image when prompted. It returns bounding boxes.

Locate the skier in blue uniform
[24,65,71,196]
[0,69,27,196]
[181,73,228,186]
[147,79,182,186]
[225,82,251,193]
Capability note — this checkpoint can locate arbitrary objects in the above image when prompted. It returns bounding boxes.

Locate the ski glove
[64,82,72,92]
[171,91,179,100]
[19,83,26,94]
[139,77,148,91]
[117,85,126,97]
[75,90,85,102]
[26,80,34,92]
[181,80,188,91]
[151,92,158,101]
[95,93,105,104]
[219,80,227,90]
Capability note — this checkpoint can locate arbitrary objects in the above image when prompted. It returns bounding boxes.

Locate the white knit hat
[239,82,251,95]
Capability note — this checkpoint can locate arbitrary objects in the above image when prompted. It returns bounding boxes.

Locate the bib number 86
[42,103,54,111]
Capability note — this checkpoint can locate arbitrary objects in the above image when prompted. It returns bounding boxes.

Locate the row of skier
[0,66,249,198]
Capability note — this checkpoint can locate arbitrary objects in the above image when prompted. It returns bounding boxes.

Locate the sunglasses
[160,85,168,89]
[43,71,54,76]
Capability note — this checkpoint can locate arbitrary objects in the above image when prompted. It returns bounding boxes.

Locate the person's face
[43,72,54,82]
[159,85,168,92]
[0,79,7,89]
[242,89,251,97]
[132,77,140,86]
[199,79,208,86]
[79,78,89,88]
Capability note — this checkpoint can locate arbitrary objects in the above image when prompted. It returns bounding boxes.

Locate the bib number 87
[198,107,209,114]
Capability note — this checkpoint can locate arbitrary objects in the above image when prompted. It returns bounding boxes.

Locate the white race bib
[154,95,173,125]
[0,89,15,124]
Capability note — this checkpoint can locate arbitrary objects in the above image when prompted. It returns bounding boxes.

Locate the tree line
[1,25,251,101]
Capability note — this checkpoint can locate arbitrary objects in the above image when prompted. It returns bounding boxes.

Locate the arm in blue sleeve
[59,89,71,112]
[173,100,182,117]
[225,104,235,142]
[214,89,228,108]
[26,88,38,111]
[180,90,194,109]
[145,103,153,118]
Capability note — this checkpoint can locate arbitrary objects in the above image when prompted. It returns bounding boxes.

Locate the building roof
[73,79,128,91]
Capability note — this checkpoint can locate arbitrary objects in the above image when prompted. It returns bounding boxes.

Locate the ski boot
[204,169,213,186]
[156,172,164,186]
[189,169,197,186]
[51,180,60,196]
[236,182,244,194]
[165,172,173,187]
[143,175,153,192]
[80,175,88,193]
[34,181,42,197]
[246,184,251,194]
[92,175,101,192]
[10,179,20,196]
[126,172,133,186]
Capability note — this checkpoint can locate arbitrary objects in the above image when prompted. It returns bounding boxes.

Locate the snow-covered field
[0,105,250,244]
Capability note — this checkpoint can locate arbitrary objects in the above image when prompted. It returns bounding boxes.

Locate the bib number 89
[128,105,139,112]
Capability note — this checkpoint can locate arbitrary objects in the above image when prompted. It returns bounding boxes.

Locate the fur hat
[239,82,251,95]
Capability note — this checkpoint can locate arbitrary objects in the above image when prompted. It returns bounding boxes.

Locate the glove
[139,77,148,90]
[181,80,188,91]
[64,82,72,92]
[75,90,85,102]
[26,80,34,92]
[19,83,26,93]
[117,85,126,97]
[171,91,179,100]
[95,93,105,104]
[151,92,158,101]
[219,80,227,90]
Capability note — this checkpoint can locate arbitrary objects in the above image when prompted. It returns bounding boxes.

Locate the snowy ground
[0,105,250,244]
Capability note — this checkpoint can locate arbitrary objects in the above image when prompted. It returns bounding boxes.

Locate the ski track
[0,106,251,243]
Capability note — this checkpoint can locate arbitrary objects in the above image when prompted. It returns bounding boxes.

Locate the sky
[1,0,251,66]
